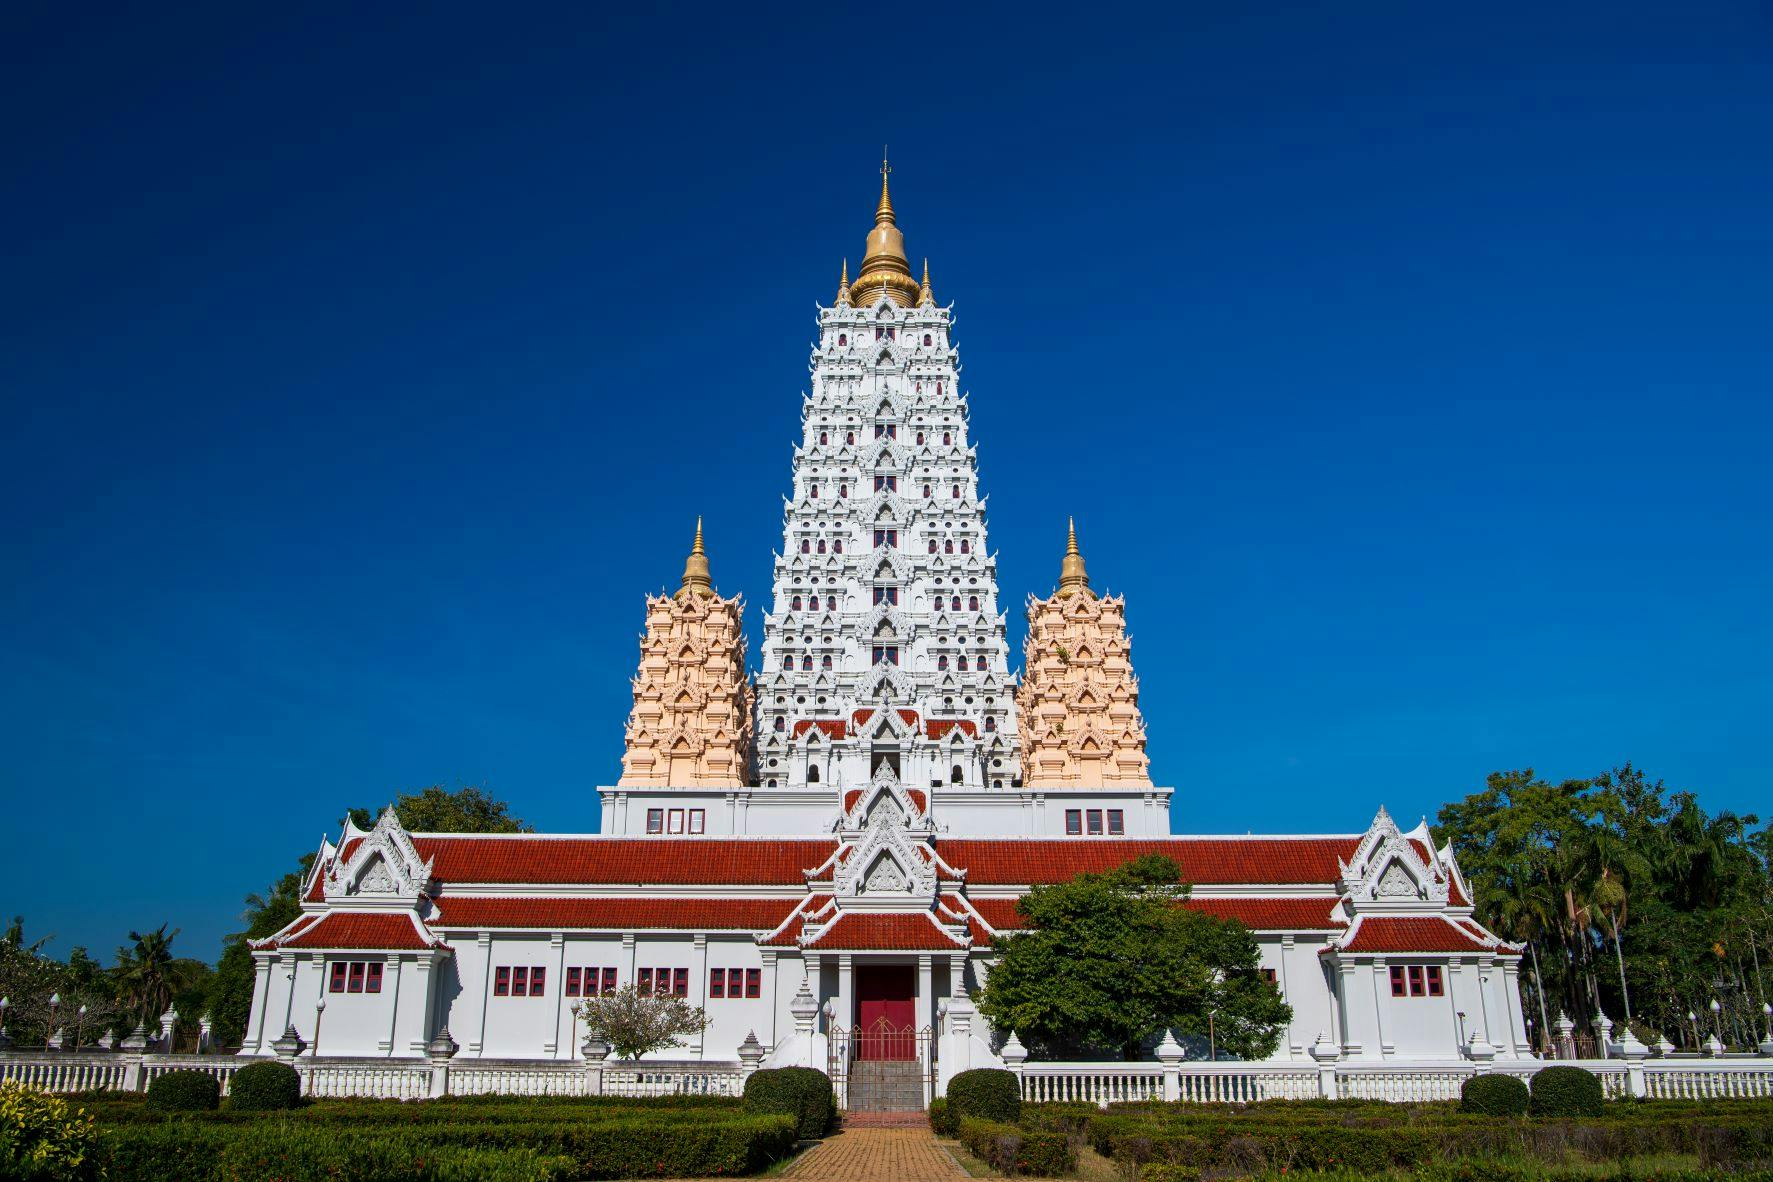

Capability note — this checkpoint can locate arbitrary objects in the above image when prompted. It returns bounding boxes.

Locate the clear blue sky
[3,3,1769,962]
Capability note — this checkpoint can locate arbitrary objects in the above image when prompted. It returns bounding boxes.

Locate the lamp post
[0,996,10,1051]
[46,993,60,1050]
[75,1005,87,1051]
[1709,999,1723,1048]
[308,997,326,1096]
[1688,1010,1699,1051]
[1525,1016,1535,1054]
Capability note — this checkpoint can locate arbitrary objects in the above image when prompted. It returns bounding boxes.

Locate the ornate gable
[324,808,434,903]
[1338,807,1450,905]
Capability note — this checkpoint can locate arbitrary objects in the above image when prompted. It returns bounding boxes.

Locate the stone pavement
[783,1124,968,1180]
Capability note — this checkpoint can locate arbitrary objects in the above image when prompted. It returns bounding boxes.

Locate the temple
[242,163,1530,1101]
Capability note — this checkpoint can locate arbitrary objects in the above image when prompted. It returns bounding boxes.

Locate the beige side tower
[618,522,755,786]
[1016,521,1153,787]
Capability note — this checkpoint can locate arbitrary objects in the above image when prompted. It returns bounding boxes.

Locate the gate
[829,1019,932,1111]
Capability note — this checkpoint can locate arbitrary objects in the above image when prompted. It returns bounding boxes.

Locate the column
[547,934,566,1057]
[472,932,493,1056]
[1336,962,1364,1057]
[279,954,299,1037]
[1371,959,1393,1057]
[382,955,402,1054]
[1277,935,1297,1057]
[918,956,934,1032]
[244,955,275,1053]
[1475,957,1496,1052]
[836,955,854,1031]
[693,935,709,1059]
[1500,961,1525,1057]
[762,950,780,1049]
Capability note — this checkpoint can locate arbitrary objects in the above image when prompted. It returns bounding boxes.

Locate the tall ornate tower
[618,522,755,787]
[753,161,1019,797]
[1017,521,1152,787]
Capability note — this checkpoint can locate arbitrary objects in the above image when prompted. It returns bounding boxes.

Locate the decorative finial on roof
[837,258,852,306]
[918,258,933,306]
[1057,517,1092,597]
[876,148,895,224]
[854,155,918,307]
[678,518,713,598]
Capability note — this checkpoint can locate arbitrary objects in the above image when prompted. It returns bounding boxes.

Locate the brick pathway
[783,1125,967,1180]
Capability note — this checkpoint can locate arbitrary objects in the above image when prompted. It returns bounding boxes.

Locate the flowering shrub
[0,1081,103,1182]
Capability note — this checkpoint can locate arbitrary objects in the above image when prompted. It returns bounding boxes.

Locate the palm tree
[1492,879,1559,1050]
[113,925,193,1026]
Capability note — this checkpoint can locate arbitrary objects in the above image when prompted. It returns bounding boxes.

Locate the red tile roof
[408,837,837,886]
[1331,915,1514,955]
[926,719,977,740]
[793,719,847,740]
[432,897,802,931]
[937,838,1361,886]
[802,911,969,950]
[950,895,1343,935]
[279,912,441,951]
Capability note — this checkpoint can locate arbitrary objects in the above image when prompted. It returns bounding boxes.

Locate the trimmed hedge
[1530,1066,1604,1119]
[742,1066,834,1138]
[1139,1167,1202,1182]
[927,1096,954,1136]
[145,1070,220,1113]
[946,1068,1021,1126]
[226,1061,301,1111]
[1460,1074,1529,1117]
[957,1117,1074,1177]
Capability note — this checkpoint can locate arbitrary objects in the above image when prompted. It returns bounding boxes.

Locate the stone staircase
[845,1059,925,1112]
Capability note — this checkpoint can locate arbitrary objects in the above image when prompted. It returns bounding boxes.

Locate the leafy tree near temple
[979,854,1291,1060]
[572,985,709,1060]
[345,784,533,835]
[1436,764,1770,1050]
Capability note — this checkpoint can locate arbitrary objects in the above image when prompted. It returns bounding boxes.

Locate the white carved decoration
[325,807,434,901]
[862,852,908,893]
[355,859,396,895]
[1376,863,1419,898]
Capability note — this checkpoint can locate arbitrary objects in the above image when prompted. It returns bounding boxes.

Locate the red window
[330,962,348,993]
[1086,810,1104,835]
[957,656,968,671]
[923,485,931,498]
[1425,966,1445,997]
[1107,810,1125,835]
[1065,809,1082,835]
[638,968,653,996]
[366,963,382,994]
[873,587,898,605]
[951,485,960,498]
[874,475,896,491]
[1389,966,1407,997]
[673,968,689,997]
[1261,968,1278,985]
[710,968,726,999]
[937,655,948,670]
[943,431,951,444]
[923,334,932,345]
[495,966,512,997]
[872,646,898,665]
[1407,966,1425,997]
[825,595,837,610]
[745,968,762,998]
[566,967,582,997]
[512,967,529,996]
[873,529,897,548]
[968,595,978,610]
[601,968,617,994]
[530,967,546,996]
[951,596,961,610]
[348,962,365,993]
[833,541,842,554]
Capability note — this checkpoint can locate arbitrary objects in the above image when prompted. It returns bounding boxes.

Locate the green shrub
[946,1067,1021,1125]
[1460,1074,1530,1117]
[1139,1167,1202,1182]
[145,1070,221,1113]
[1529,1066,1604,1119]
[957,1117,1075,1177]
[0,1081,104,1182]
[928,1096,954,1136]
[742,1066,834,1138]
[226,1060,302,1111]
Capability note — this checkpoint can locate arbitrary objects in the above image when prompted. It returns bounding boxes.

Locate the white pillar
[1475,958,1496,1052]
[693,934,709,1059]
[244,955,275,1053]
[1371,959,1393,1057]
[548,934,566,1057]
[381,955,402,1055]
[836,955,854,1031]
[1277,935,1297,1057]
[472,932,494,1056]
[762,950,780,1050]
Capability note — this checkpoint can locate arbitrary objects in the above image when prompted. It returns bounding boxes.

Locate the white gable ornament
[325,807,435,902]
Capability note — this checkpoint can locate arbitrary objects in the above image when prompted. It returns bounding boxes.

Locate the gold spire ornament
[677,518,713,599]
[852,153,920,307]
[1057,517,1092,597]
[918,258,933,306]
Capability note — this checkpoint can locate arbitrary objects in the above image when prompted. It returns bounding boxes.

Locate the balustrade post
[426,1028,458,1099]
[1308,1031,1340,1100]
[1593,1011,1615,1058]
[736,1031,765,1085]
[999,1031,1027,1099]
[1155,1029,1183,1102]
[581,1033,610,1096]
[119,1023,149,1094]
[1553,1012,1576,1060]
[1616,1026,1649,1098]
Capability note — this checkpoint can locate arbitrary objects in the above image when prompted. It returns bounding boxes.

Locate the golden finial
[854,152,918,307]
[678,517,713,598]
[1058,517,1092,597]
[876,148,895,224]
[918,258,932,306]
[837,258,852,306]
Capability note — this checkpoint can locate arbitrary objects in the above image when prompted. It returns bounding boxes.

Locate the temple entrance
[831,964,928,1111]
[855,964,916,1058]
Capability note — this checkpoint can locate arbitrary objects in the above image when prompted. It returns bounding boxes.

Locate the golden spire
[852,152,919,307]
[677,518,713,599]
[918,258,933,306]
[1057,517,1092,598]
[837,258,852,306]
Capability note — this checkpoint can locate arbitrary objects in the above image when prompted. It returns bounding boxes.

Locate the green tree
[113,925,203,1028]
[572,986,709,1060]
[978,853,1290,1060]
[345,784,532,834]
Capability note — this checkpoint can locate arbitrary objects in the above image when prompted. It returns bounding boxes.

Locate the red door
[854,964,917,1060]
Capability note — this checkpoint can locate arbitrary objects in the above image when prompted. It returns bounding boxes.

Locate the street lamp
[1710,999,1723,1047]
[1688,1010,1699,1051]
[47,993,60,1050]
[76,1005,87,1051]
[308,997,326,1096]
[1525,1016,1535,1054]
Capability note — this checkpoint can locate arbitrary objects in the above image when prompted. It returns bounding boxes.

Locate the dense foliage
[1459,1073,1528,1116]
[0,919,208,1050]
[144,1070,219,1112]
[957,1116,1074,1176]
[946,1068,1023,1125]
[226,1061,301,1111]
[1528,1066,1604,1118]
[0,1082,103,1182]
[979,853,1291,1058]
[1436,765,1770,1050]
[740,1066,834,1138]
[572,984,709,1060]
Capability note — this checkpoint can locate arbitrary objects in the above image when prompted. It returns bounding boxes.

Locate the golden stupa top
[1057,517,1093,598]
[850,155,921,308]
[677,518,713,599]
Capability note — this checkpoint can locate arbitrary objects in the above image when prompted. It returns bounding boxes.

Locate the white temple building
[242,164,1530,1098]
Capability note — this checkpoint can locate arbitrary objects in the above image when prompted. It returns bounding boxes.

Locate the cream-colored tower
[619,522,755,786]
[1016,521,1152,787]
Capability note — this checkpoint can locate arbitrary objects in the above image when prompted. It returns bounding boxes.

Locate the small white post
[1553,1012,1576,1060]
[1593,1011,1614,1058]
[120,1023,150,1093]
[581,1031,610,1096]
[1615,1026,1649,1098]
[999,1030,1027,1100]
[158,1008,178,1054]
[426,1028,458,1099]
[1155,1028,1184,1102]
[1704,1033,1725,1058]
[1308,1031,1340,1100]
[737,1030,765,1085]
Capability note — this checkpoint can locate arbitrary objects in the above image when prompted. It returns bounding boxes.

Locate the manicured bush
[1529,1066,1604,1119]
[145,1070,220,1113]
[0,1081,104,1182]
[927,1096,954,1136]
[957,1117,1074,1177]
[1460,1073,1530,1117]
[742,1066,834,1138]
[225,1060,302,1111]
[946,1067,1021,1125]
